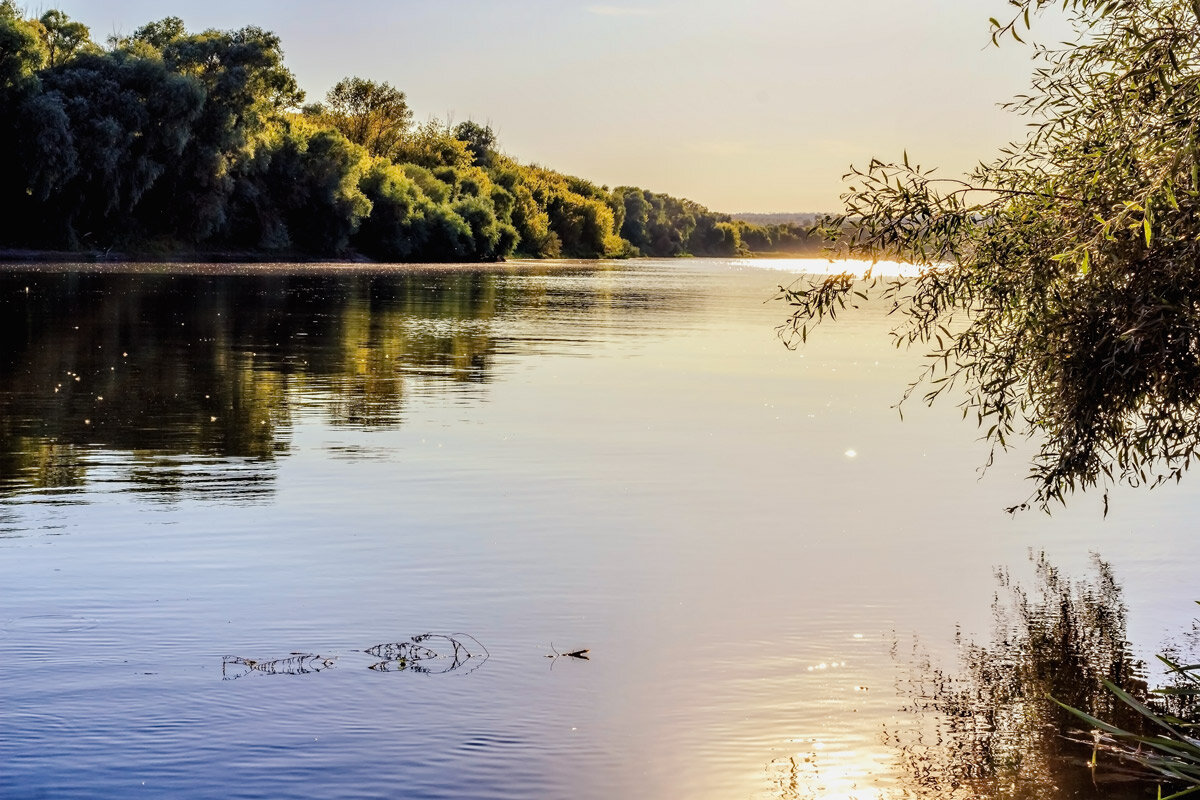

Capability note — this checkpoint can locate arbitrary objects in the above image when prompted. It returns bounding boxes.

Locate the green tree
[0,1,45,92]
[312,76,412,160]
[688,217,741,257]
[613,188,699,257]
[13,48,204,247]
[354,160,435,261]
[494,166,558,256]
[0,7,808,262]
[228,123,371,254]
[129,21,304,240]
[783,0,1200,511]
[393,118,474,169]
[452,120,496,168]
[36,10,95,68]
[124,16,185,50]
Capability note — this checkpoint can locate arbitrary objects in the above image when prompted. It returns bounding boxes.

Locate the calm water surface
[1,259,1197,799]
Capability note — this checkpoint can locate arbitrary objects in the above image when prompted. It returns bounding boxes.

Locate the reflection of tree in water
[0,266,677,501]
[888,553,1157,800]
[318,276,500,428]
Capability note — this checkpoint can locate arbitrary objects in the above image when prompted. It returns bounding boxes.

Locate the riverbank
[0,247,828,266]
[0,247,395,264]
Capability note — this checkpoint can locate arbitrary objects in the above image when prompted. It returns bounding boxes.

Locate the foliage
[0,1,45,92]
[392,118,474,170]
[307,76,412,160]
[353,160,435,261]
[7,48,205,247]
[229,124,372,254]
[734,219,823,255]
[143,23,304,240]
[35,10,96,68]
[615,186,753,257]
[781,0,1200,510]
[0,7,803,262]
[453,120,497,168]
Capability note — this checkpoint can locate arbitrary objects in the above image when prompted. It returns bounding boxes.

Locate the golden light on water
[730,258,928,278]
[764,737,902,800]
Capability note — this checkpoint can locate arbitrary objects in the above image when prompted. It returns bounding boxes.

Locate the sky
[55,1,1062,213]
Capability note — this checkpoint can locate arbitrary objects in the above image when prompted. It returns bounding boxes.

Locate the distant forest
[0,6,826,261]
[731,213,822,228]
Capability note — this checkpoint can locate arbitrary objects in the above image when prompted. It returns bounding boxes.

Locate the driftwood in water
[365,633,489,675]
[222,653,336,680]
[222,633,491,678]
[546,643,591,663]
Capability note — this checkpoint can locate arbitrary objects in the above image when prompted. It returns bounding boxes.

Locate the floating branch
[546,643,591,667]
[365,633,490,676]
[222,653,337,680]
[364,639,440,662]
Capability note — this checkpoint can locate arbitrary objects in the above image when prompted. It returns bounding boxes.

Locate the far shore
[0,248,831,269]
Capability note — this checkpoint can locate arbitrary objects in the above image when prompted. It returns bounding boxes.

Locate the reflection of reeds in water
[1155,614,1200,726]
[1055,612,1200,796]
[887,552,1157,800]
[765,753,816,800]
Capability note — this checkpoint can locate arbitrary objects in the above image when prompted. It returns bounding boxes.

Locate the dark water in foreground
[1,259,1197,799]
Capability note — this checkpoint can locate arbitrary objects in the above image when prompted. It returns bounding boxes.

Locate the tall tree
[36,10,93,68]
[452,120,496,168]
[313,76,412,160]
[0,1,45,92]
[127,20,304,240]
[25,49,205,246]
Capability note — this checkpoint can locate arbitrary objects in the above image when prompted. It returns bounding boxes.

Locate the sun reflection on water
[729,258,928,278]
[742,554,1165,800]
[764,737,899,800]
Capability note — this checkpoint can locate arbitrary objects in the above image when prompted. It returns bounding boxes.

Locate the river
[0,258,1194,799]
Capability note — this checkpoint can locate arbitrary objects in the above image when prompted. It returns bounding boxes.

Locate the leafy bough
[782,0,1200,512]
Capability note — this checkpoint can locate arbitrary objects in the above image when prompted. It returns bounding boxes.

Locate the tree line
[0,6,819,261]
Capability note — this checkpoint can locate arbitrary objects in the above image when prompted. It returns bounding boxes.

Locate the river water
[0,258,1195,799]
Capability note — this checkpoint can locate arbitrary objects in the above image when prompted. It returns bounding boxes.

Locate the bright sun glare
[730,258,927,278]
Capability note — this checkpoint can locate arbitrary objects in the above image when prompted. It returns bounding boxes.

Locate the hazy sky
[58,1,1058,212]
